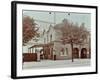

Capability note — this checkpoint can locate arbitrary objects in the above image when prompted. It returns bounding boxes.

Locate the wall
[0,0,99,80]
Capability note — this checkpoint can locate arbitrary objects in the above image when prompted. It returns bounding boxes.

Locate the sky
[23,10,91,32]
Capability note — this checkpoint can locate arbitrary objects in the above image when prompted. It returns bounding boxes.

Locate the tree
[23,16,39,45]
[60,19,89,62]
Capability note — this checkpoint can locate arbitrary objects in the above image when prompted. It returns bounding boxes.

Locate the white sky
[23,10,91,32]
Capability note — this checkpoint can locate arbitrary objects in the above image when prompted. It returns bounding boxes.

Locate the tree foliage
[23,16,39,45]
[61,20,89,45]
[60,19,90,62]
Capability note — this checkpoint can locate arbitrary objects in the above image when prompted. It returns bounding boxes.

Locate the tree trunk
[71,43,74,62]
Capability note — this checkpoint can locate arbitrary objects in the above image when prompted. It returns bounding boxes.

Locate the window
[50,34,52,42]
[61,48,64,55]
[66,48,68,55]
[60,48,68,56]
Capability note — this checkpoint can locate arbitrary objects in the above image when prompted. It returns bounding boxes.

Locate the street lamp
[67,12,74,62]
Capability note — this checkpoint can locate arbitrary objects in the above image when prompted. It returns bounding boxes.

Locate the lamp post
[68,12,74,62]
[49,12,56,60]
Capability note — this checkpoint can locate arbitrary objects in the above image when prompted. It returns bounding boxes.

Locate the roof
[54,19,69,30]
[29,42,54,48]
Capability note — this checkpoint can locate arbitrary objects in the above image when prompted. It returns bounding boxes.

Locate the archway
[73,48,79,58]
[81,48,87,58]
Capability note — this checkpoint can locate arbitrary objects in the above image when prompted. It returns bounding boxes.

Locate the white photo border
[11,1,98,79]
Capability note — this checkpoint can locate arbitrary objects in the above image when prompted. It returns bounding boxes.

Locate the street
[23,59,90,69]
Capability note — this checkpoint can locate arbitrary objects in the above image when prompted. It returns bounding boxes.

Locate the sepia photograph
[22,10,91,69]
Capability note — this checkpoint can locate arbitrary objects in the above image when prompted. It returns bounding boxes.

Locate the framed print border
[11,1,98,79]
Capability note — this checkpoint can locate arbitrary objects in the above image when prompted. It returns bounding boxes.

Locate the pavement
[23,59,91,69]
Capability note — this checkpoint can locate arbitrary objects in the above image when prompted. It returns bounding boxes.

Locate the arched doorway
[73,48,79,58]
[81,48,87,58]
